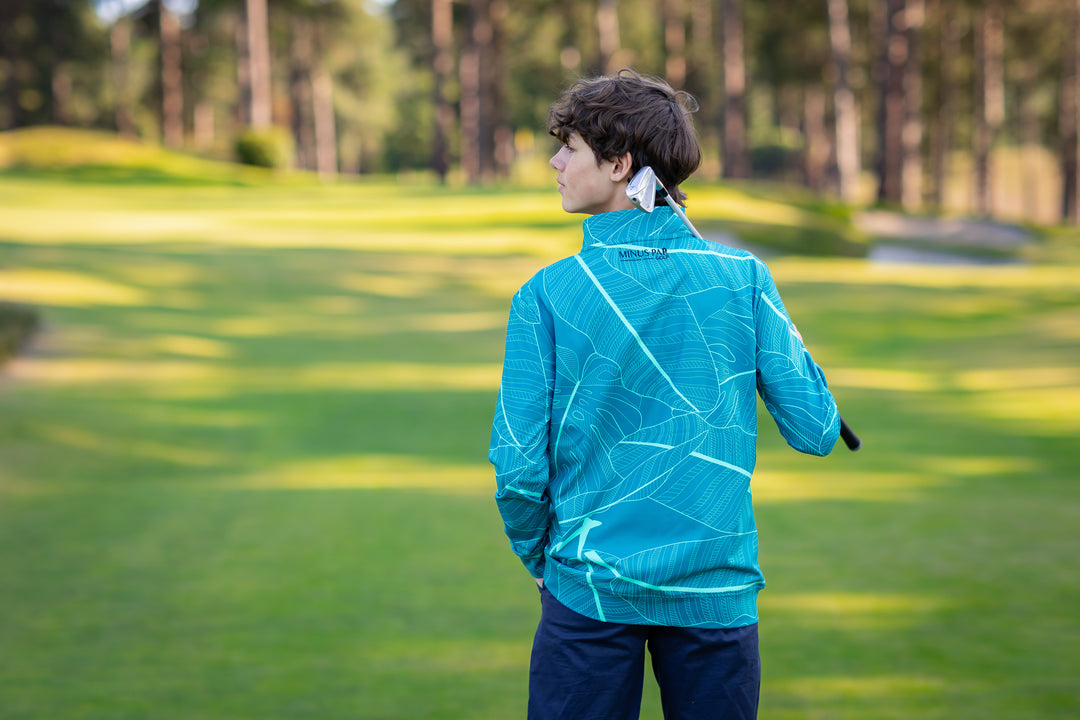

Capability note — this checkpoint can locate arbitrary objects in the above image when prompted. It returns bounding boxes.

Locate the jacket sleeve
[489,279,556,577]
[753,261,841,455]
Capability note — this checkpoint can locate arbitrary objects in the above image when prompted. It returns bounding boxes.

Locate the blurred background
[2,0,1079,223]
[1,2,1079,720]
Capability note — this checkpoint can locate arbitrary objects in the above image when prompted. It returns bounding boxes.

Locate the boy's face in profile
[549,132,633,216]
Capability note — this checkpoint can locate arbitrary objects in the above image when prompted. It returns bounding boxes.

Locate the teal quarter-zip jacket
[490,206,840,628]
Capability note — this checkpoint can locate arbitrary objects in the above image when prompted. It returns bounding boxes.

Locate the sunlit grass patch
[7,358,501,398]
[34,422,233,468]
[962,385,1080,435]
[150,334,234,359]
[770,255,1080,289]
[0,199,577,254]
[826,367,942,392]
[0,268,147,306]
[0,173,581,257]
[772,675,948,705]
[761,592,951,631]
[752,470,950,504]
[905,454,1038,477]
[225,454,492,494]
[8,357,223,386]
[367,638,528,677]
[690,185,823,227]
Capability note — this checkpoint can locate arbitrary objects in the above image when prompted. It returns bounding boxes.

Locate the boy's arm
[753,263,841,455]
[489,281,556,578]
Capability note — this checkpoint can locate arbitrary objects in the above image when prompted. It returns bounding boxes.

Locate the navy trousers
[528,587,760,720]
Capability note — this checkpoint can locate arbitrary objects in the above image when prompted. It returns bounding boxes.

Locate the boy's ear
[609,152,634,183]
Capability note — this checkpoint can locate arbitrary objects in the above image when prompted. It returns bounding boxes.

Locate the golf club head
[627,165,704,240]
[626,166,658,213]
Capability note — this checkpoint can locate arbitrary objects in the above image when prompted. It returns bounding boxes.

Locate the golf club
[626,166,862,452]
[626,166,704,239]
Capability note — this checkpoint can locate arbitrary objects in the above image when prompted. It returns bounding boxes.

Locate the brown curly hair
[547,69,702,205]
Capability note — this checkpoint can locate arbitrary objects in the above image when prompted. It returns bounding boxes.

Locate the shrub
[0,301,40,364]
[235,127,294,169]
[751,144,802,182]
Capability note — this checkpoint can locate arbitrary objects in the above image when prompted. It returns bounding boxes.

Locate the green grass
[1,140,1079,718]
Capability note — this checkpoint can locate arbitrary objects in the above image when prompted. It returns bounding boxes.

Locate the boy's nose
[550,147,567,171]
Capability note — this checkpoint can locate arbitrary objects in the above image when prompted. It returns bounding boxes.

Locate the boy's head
[547,69,701,206]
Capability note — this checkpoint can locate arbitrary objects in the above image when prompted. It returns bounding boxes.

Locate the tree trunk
[290,18,316,171]
[1061,0,1080,223]
[160,3,184,147]
[720,0,748,179]
[557,0,582,73]
[235,10,251,128]
[0,0,20,129]
[245,0,272,129]
[596,0,621,74]
[973,1,1004,217]
[827,0,859,202]
[312,63,337,180]
[928,0,956,210]
[876,0,906,204]
[51,65,72,126]
[804,84,829,192]
[459,0,486,184]
[431,0,453,182]
[689,0,717,156]
[1017,58,1040,221]
[477,0,500,180]
[490,0,513,178]
[193,101,214,150]
[664,0,687,89]
[50,11,70,127]
[111,15,136,137]
[901,0,925,211]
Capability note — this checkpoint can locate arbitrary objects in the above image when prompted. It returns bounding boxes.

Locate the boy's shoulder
[522,253,587,293]
[510,253,580,299]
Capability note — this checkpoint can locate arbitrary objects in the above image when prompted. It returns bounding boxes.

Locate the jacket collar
[581,207,692,251]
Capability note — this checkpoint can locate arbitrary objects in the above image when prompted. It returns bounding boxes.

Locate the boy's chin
[561,199,597,215]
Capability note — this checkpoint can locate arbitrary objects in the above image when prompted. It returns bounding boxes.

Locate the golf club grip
[839,416,862,451]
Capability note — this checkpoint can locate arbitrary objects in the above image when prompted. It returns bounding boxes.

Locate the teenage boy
[489,70,841,720]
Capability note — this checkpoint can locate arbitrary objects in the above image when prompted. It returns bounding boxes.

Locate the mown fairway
[1,173,1078,719]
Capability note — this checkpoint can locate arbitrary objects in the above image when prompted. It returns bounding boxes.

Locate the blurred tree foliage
[1,0,1079,222]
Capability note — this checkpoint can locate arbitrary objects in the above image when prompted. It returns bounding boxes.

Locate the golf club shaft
[670,189,860,452]
[667,188,861,451]
[631,167,862,453]
[661,194,703,239]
